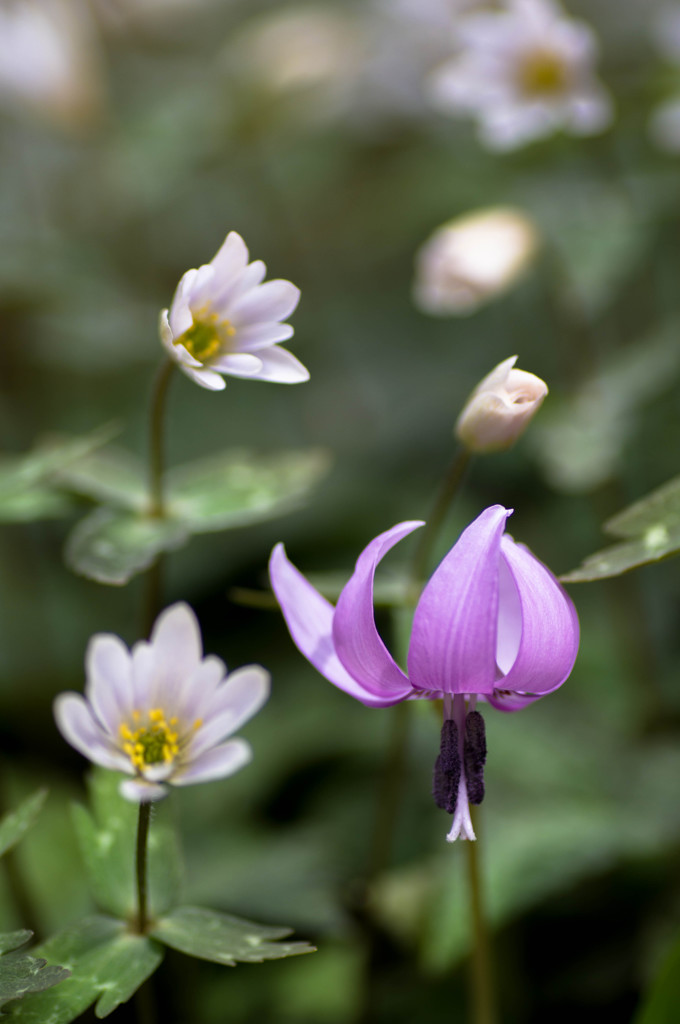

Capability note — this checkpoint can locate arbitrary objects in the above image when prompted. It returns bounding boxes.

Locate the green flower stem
[409,446,472,592]
[148,358,175,519]
[135,802,152,935]
[466,808,497,1024]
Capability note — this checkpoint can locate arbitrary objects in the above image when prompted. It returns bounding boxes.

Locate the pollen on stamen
[464,710,487,806]
[193,718,203,730]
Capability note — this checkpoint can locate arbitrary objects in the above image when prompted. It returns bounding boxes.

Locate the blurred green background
[2,0,680,1021]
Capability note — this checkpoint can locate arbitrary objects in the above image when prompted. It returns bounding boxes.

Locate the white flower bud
[455,356,548,453]
[413,208,539,316]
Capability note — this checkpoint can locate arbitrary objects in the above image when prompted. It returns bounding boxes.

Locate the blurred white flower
[649,6,680,152]
[160,231,308,390]
[0,0,104,129]
[455,355,548,452]
[54,603,270,802]
[413,207,539,316]
[429,0,613,150]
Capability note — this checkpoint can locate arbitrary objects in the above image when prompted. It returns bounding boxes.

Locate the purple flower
[269,505,579,841]
[54,603,270,802]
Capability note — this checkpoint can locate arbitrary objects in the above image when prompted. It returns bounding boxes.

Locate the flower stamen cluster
[118,708,199,771]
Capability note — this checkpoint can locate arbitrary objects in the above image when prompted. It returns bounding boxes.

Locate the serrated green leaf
[0,791,47,859]
[151,906,315,965]
[5,917,163,1023]
[165,448,331,532]
[0,932,69,1013]
[56,447,147,513]
[560,524,680,582]
[633,929,680,1024]
[0,936,32,958]
[0,426,120,524]
[72,770,182,921]
[605,475,680,539]
[64,507,188,586]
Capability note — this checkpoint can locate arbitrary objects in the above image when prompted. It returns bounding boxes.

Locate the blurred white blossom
[650,5,680,151]
[456,355,548,452]
[0,0,104,129]
[429,0,613,150]
[413,207,539,316]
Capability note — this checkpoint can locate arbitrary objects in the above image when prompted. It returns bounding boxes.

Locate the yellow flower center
[176,311,236,363]
[517,49,568,96]
[119,708,202,772]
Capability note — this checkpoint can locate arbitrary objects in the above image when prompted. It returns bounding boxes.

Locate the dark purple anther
[464,709,487,805]
[433,719,460,814]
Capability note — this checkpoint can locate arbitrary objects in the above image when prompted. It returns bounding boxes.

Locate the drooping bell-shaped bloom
[270,506,579,840]
[159,231,309,391]
[54,603,270,802]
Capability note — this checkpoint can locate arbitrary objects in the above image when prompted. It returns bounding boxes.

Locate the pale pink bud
[413,208,538,316]
[455,356,548,453]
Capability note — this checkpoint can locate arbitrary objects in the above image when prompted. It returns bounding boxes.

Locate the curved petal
[333,522,424,700]
[189,665,270,758]
[485,689,550,712]
[408,506,512,694]
[495,535,580,694]
[119,778,168,802]
[212,260,267,313]
[232,322,295,351]
[269,544,409,707]
[209,352,263,377]
[85,633,134,736]
[209,231,249,281]
[246,346,309,384]
[230,279,300,326]
[180,364,227,391]
[172,738,252,785]
[146,603,204,708]
[53,694,130,772]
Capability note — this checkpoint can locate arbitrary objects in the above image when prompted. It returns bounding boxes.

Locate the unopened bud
[455,355,548,453]
[413,207,538,316]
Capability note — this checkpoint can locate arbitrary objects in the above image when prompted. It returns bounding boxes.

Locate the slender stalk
[410,447,472,591]
[148,358,175,519]
[466,809,496,1024]
[135,802,152,935]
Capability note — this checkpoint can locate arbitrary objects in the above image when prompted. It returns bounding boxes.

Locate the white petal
[230,322,295,351]
[211,260,268,314]
[146,603,204,709]
[174,654,228,725]
[246,346,309,384]
[189,665,270,758]
[209,352,263,376]
[172,739,252,786]
[54,694,129,772]
[180,364,227,391]
[209,231,249,281]
[85,633,134,735]
[230,279,300,326]
[119,778,168,802]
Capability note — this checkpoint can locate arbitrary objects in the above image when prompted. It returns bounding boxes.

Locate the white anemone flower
[429,0,613,151]
[159,232,308,391]
[54,603,270,802]
[413,207,539,316]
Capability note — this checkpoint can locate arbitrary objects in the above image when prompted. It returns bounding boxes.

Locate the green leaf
[0,791,47,859]
[64,507,188,586]
[151,906,315,966]
[561,473,680,582]
[72,770,182,921]
[56,447,147,512]
[165,447,331,533]
[633,929,680,1024]
[0,426,119,523]
[0,931,69,1013]
[5,917,163,1022]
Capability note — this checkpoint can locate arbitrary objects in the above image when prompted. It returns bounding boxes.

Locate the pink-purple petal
[269,544,409,707]
[408,506,512,694]
[495,536,580,695]
[333,522,423,701]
